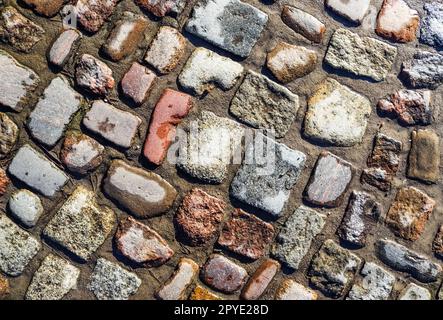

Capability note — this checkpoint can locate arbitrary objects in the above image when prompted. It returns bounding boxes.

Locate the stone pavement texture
[0,0,442,301]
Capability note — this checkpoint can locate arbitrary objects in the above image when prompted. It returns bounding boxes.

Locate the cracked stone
[281,6,326,43]
[230,70,299,138]
[0,49,40,112]
[8,144,69,197]
[175,188,226,246]
[144,26,186,75]
[0,214,41,276]
[83,100,141,149]
[177,111,244,184]
[155,258,199,300]
[60,131,105,175]
[75,54,115,96]
[25,254,80,300]
[185,0,268,58]
[433,225,443,258]
[218,209,275,260]
[420,2,443,50]
[48,29,81,68]
[189,285,222,300]
[337,191,382,247]
[376,239,442,283]
[43,185,116,261]
[8,189,43,228]
[304,78,371,146]
[115,216,174,267]
[230,133,306,217]
[407,129,440,184]
[266,42,318,83]
[325,28,397,81]
[178,47,244,97]
[102,12,149,62]
[104,160,177,218]
[88,258,141,300]
[201,254,248,294]
[135,0,186,17]
[347,262,395,300]
[121,62,156,106]
[272,206,325,270]
[241,259,279,300]
[325,0,370,24]
[65,0,119,33]
[28,76,83,147]
[385,186,435,241]
[398,283,432,300]
[275,280,317,300]
[401,51,443,89]
[376,0,420,43]
[0,6,45,52]
[308,239,362,298]
[304,152,354,208]
[0,112,18,158]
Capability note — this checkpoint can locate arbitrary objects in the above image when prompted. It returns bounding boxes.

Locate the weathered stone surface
[272,206,325,270]
[104,160,177,218]
[275,280,317,300]
[28,76,83,147]
[401,51,443,89]
[281,6,325,43]
[178,47,243,97]
[338,191,382,247]
[0,6,44,52]
[186,0,268,58]
[0,274,8,298]
[420,2,443,50]
[25,254,80,300]
[175,188,226,246]
[267,42,317,83]
[23,0,67,17]
[135,0,186,17]
[386,186,435,241]
[0,168,9,196]
[218,209,274,260]
[325,0,370,24]
[88,258,141,300]
[0,214,41,276]
[189,285,222,300]
[201,254,248,293]
[115,216,173,267]
[304,78,371,146]
[48,29,81,68]
[155,258,199,300]
[8,189,43,228]
[325,28,397,81]
[407,129,440,184]
[230,133,306,217]
[377,239,442,282]
[0,50,39,112]
[0,112,18,158]
[308,240,362,298]
[43,186,115,261]
[361,133,402,191]
[230,70,299,138]
[76,54,115,96]
[241,259,279,300]
[143,88,193,165]
[433,225,443,258]
[376,0,420,43]
[8,144,69,197]
[102,12,148,61]
[83,100,141,148]
[145,26,186,75]
[65,0,119,33]
[60,131,104,175]
[177,111,244,184]
[121,62,156,106]
[398,283,432,300]
[304,152,354,208]
[347,262,395,300]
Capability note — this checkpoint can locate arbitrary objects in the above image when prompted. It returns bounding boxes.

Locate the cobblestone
[281,6,325,43]
[407,129,440,183]
[420,2,443,50]
[398,283,432,300]
[401,51,443,89]
[8,189,43,228]
[121,62,156,106]
[241,259,279,300]
[325,0,370,24]
[0,112,18,158]
[48,29,81,68]
[275,279,318,300]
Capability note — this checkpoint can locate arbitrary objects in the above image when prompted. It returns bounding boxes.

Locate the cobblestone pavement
[0,0,442,300]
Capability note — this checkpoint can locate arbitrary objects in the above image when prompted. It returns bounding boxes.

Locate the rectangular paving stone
[325,0,370,24]
[83,100,141,149]
[275,279,318,300]
[400,51,443,89]
[0,50,40,112]
[25,254,80,300]
[135,0,186,17]
[121,62,156,106]
[241,259,279,300]
[28,76,83,147]
[185,0,268,58]
[0,214,41,276]
[22,0,67,17]
[281,6,326,43]
[420,2,443,50]
[230,133,306,217]
[272,206,325,270]
[43,186,116,261]
[230,70,299,138]
[48,29,81,68]
[398,283,432,300]
[65,0,119,33]
[8,144,69,197]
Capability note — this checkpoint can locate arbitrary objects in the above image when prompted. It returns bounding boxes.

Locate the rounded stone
[8,189,44,228]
